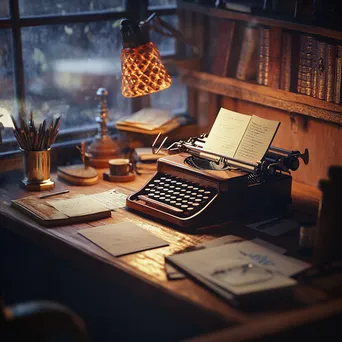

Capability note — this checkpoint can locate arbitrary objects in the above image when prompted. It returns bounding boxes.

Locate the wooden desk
[0,170,329,340]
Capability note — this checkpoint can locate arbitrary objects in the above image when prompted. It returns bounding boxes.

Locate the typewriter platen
[127,134,309,229]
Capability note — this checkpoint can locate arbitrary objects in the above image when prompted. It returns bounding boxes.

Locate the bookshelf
[177,67,342,124]
[178,1,342,41]
[176,1,342,125]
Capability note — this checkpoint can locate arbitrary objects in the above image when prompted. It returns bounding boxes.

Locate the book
[236,25,258,81]
[314,40,327,100]
[326,43,336,102]
[166,240,310,300]
[280,31,292,91]
[11,193,112,227]
[268,27,282,89]
[335,45,342,104]
[257,26,270,85]
[297,34,314,96]
[115,108,180,135]
[203,108,280,164]
[210,19,236,77]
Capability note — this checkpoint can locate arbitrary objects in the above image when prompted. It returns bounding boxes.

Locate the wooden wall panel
[217,97,342,187]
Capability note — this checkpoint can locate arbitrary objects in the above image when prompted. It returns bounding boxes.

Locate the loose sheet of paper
[88,190,127,210]
[79,222,168,257]
[234,115,280,163]
[47,195,109,217]
[204,108,251,158]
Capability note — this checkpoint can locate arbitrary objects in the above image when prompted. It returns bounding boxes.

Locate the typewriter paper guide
[204,108,280,164]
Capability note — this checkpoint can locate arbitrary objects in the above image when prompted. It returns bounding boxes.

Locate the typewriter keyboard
[137,174,218,217]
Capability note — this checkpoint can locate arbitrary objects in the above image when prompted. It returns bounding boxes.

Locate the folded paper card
[79,222,169,257]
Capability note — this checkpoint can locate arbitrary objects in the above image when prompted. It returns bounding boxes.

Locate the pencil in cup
[11,114,60,151]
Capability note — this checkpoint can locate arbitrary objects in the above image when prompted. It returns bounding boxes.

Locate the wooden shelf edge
[177,68,342,125]
[178,1,342,41]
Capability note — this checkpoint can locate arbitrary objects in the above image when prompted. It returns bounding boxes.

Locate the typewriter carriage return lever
[126,132,309,230]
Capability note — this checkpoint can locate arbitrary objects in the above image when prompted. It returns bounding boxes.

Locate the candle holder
[87,88,120,168]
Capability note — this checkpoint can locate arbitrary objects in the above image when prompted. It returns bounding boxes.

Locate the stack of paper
[166,240,310,303]
[116,108,180,135]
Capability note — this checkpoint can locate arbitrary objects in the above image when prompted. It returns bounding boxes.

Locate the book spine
[268,27,282,89]
[326,43,336,102]
[334,45,342,104]
[236,26,258,81]
[316,41,327,100]
[212,20,235,77]
[297,35,314,96]
[257,27,270,86]
[280,31,292,91]
[312,38,318,98]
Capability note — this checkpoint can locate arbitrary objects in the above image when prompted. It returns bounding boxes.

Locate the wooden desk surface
[0,170,323,331]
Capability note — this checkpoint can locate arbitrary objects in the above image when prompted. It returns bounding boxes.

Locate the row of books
[205,18,342,104]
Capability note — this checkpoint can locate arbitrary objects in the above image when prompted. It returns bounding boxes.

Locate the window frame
[0,0,178,156]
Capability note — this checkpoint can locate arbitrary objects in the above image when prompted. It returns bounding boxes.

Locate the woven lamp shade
[121,41,172,98]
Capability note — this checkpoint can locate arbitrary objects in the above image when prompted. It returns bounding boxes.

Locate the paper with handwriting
[203,108,280,163]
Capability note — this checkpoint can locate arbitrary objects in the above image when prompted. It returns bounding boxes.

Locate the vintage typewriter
[127,133,309,229]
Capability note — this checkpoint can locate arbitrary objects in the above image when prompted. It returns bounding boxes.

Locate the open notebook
[203,108,280,164]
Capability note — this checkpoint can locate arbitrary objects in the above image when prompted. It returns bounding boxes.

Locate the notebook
[11,193,112,227]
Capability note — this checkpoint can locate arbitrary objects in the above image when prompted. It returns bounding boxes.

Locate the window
[0,0,186,153]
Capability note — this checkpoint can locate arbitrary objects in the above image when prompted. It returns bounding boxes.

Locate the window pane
[149,0,176,6]
[19,0,125,16]
[21,21,131,131]
[0,2,9,17]
[0,29,15,144]
[150,76,187,113]
[150,15,177,55]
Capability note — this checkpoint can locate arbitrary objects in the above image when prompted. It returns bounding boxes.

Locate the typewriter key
[170,196,176,199]
[192,203,200,207]
[197,194,203,198]
[195,199,202,202]
[165,194,171,197]
[175,187,181,190]
[181,204,188,209]
[154,180,161,183]
[198,189,205,193]
[203,196,209,200]
[169,185,175,189]
[204,190,211,195]
[165,198,170,202]
[159,196,165,200]
[187,207,194,211]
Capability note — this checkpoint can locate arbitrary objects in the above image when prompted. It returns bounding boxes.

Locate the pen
[39,189,70,199]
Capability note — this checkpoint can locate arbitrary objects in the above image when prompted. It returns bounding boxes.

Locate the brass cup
[21,148,55,191]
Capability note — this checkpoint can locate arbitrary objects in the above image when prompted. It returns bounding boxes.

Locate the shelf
[177,67,342,125]
[178,1,342,41]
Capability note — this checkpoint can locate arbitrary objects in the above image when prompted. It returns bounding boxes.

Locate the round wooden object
[103,171,135,183]
[57,165,98,186]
